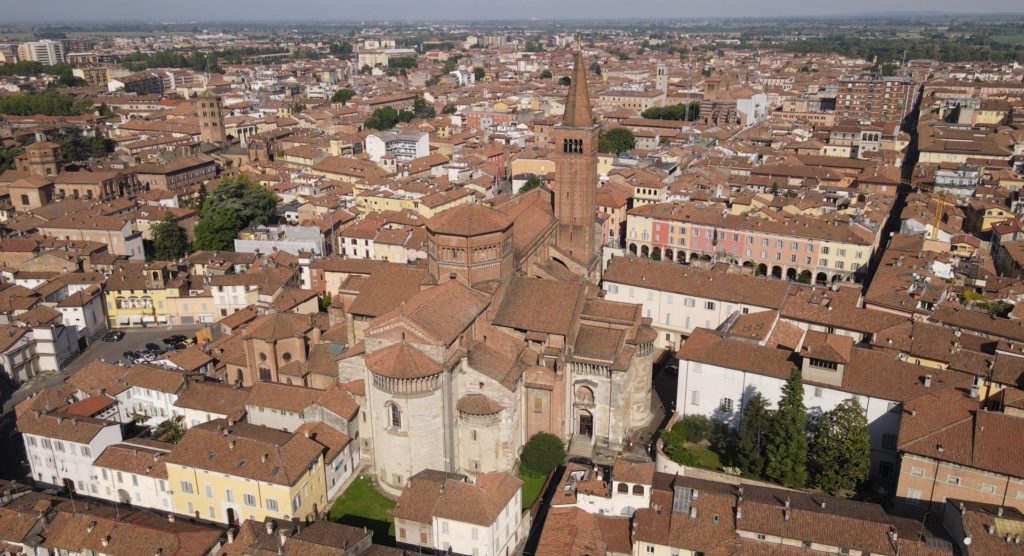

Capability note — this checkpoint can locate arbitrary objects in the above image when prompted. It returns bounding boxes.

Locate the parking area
[1,325,203,415]
[68,326,203,371]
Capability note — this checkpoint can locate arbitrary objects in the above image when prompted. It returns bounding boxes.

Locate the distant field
[990,33,1024,45]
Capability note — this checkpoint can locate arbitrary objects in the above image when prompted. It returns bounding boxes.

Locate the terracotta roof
[365,342,442,380]
[426,203,511,237]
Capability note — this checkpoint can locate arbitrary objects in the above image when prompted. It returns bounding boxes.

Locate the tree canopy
[520,432,565,476]
[473,66,486,81]
[598,128,636,154]
[642,102,701,121]
[331,88,356,104]
[0,92,93,117]
[364,106,416,131]
[810,398,872,494]
[151,212,190,261]
[764,369,809,488]
[735,391,771,477]
[193,175,278,252]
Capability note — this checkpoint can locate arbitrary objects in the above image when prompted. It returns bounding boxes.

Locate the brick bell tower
[551,49,598,266]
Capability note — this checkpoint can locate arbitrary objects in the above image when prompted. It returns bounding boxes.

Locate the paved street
[1,325,202,415]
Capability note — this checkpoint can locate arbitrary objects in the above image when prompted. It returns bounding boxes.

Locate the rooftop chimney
[923,374,932,388]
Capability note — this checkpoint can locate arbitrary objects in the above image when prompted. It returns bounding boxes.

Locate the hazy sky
[5,0,1024,23]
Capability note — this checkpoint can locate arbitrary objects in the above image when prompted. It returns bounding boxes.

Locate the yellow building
[104,264,185,328]
[165,419,329,525]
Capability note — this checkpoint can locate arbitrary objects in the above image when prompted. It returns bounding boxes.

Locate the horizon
[5,0,1024,25]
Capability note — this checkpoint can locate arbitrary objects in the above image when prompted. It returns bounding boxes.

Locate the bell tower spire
[551,49,598,268]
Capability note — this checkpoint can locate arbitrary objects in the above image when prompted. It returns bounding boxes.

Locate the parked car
[103,331,125,342]
[144,343,162,353]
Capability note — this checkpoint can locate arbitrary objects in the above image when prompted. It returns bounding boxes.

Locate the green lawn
[329,476,396,543]
[519,469,547,510]
[688,445,723,470]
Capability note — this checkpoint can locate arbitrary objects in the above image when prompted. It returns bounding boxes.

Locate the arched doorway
[651,247,662,261]
[664,249,674,262]
[786,268,797,281]
[815,272,828,285]
[831,274,841,284]
[628,243,638,255]
[118,489,130,505]
[640,245,650,258]
[771,266,783,279]
[577,409,594,437]
[756,263,768,276]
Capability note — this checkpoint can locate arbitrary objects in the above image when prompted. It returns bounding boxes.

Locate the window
[835,261,845,270]
[910,466,925,477]
[684,298,695,308]
[705,301,715,310]
[982,484,997,494]
[132,475,139,487]
[906,487,922,500]
[947,475,961,486]
[205,485,212,498]
[719,398,733,412]
[691,390,701,406]
[266,497,279,511]
[180,480,194,494]
[533,398,543,413]
[292,493,302,511]
[776,240,783,248]
[821,246,830,255]
[809,359,838,370]
[226,489,234,503]
[814,386,823,398]
[80,446,90,457]
[388,403,402,430]
[244,493,256,506]
[882,434,897,450]
[820,259,829,268]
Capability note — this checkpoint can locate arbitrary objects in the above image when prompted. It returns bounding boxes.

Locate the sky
[5,0,1024,23]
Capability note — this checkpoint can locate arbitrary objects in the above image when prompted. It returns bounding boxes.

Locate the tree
[89,131,114,159]
[677,415,714,443]
[331,88,356,104]
[0,144,24,172]
[364,106,416,130]
[473,66,485,81]
[442,58,457,73]
[598,128,636,154]
[519,175,542,194]
[735,392,771,477]
[0,92,92,117]
[388,57,418,70]
[764,369,809,488]
[810,398,871,494]
[558,76,571,86]
[589,61,602,76]
[154,418,186,444]
[151,212,189,261]
[660,421,698,466]
[539,69,553,79]
[442,103,457,115]
[413,94,435,118]
[193,175,278,252]
[520,433,565,476]
[360,64,373,75]
[318,293,332,312]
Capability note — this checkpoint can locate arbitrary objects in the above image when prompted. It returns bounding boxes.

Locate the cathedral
[336,51,657,495]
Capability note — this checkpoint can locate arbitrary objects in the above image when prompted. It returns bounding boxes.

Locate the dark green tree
[810,398,871,494]
[764,369,809,488]
[735,391,771,477]
[558,76,571,86]
[442,104,457,115]
[413,94,436,118]
[539,69,553,79]
[519,175,542,193]
[0,144,24,172]
[660,421,699,466]
[472,66,486,81]
[589,61,602,76]
[151,212,190,261]
[193,176,278,252]
[442,59,457,73]
[521,432,566,475]
[598,128,636,154]
[89,131,114,159]
[331,88,356,104]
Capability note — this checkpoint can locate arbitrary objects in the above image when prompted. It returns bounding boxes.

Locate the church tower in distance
[551,49,598,266]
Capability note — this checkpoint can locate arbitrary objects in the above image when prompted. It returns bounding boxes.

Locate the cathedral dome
[426,204,512,238]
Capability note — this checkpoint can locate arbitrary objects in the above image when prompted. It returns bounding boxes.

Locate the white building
[736,92,770,127]
[20,412,123,493]
[393,470,524,556]
[602,258,790,350]
[115,364,188,426]
[675,326,961,481]
[92,441,173,511]
[17,40,65,65]
[365,131,430,163]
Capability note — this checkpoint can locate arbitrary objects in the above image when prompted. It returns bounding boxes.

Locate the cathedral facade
[336,53,656,495]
